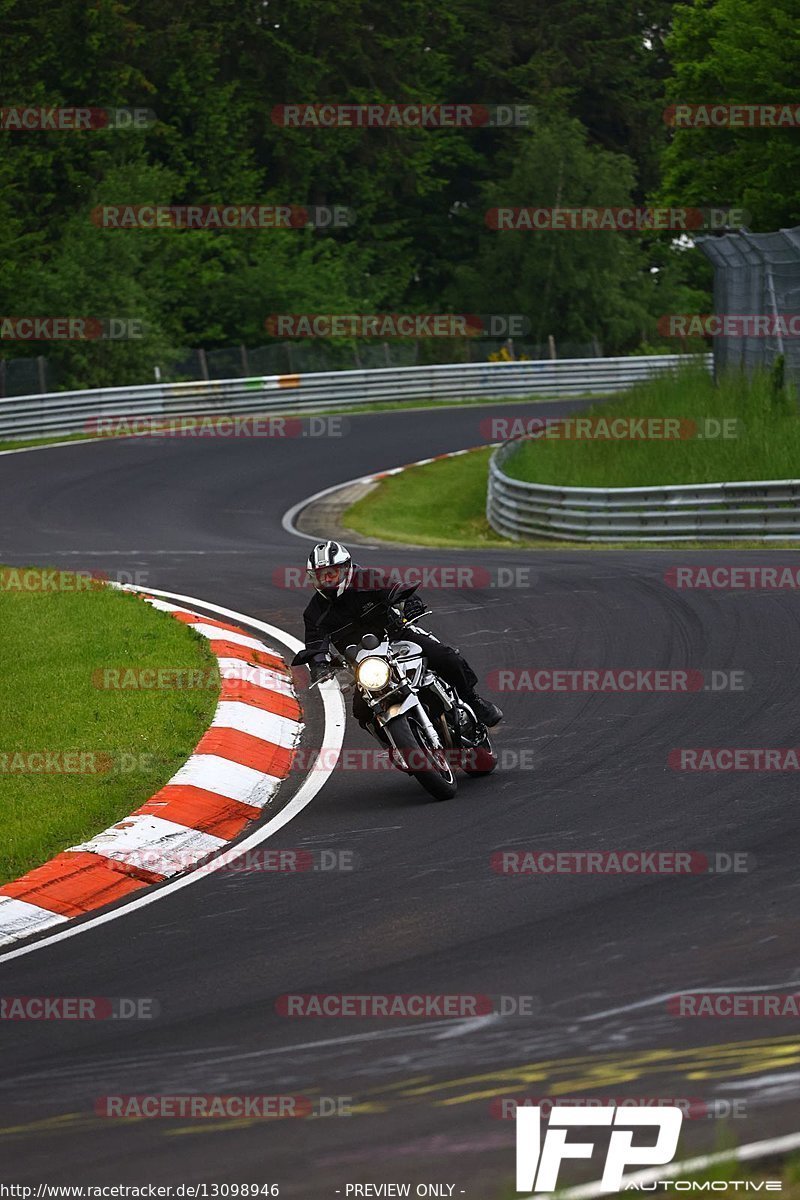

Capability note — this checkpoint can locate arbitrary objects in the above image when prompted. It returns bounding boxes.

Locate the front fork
[370,691,444,752]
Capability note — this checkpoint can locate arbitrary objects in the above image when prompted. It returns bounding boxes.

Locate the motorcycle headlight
[356,656,391,692]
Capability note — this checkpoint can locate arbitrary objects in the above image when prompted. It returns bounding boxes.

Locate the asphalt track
[1,399,800,1197]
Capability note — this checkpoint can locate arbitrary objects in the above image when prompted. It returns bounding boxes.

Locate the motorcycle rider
[301,540,503,729]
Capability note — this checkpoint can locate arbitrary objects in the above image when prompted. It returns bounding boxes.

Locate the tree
[660,0,800,230]
[448,117,657,352]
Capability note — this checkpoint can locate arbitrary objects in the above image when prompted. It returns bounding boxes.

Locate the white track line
[0,587,345,966]
[580,979,800,1022]
[281,471,385,544]
[556,1130,800,1199]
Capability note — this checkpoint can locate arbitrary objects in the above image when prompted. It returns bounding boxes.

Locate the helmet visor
[310,564,349,590]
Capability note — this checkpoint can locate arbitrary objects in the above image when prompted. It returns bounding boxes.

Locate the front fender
[382,693,420,721]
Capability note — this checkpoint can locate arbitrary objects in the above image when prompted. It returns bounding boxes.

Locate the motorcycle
[292,584,497,801]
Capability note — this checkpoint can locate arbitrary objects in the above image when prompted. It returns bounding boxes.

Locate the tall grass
[504,367,798,487]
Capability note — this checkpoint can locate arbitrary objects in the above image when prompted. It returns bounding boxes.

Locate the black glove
[403,595,426,621]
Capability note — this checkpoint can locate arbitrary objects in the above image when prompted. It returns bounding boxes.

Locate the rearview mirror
[387,582,418,604]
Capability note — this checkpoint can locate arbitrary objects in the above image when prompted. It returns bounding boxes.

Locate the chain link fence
[696,226,800,389]
[0,337,604,397]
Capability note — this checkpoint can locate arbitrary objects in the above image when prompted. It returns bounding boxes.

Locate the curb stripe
[169,753,282,806]
[208,639,289,671]
[192,624,268,652]
[69,816,227,876]
[194,727,295,776]
[210,700,299,745]
[0,589,345,966]
[0,898,68,942]
[219,677,301,719]
[0,592,303,948]
[170,613,249,636]
[217,657,296,694]
[0,851,161,917]
[136,784,261,840]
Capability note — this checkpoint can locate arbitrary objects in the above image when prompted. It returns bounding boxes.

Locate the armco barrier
[487,440,800,542]
[0,354,709,441]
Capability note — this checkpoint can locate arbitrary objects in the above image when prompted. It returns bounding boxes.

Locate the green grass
[343,446,800,550]
[344,367,800,549]
[0,431,99,453]
[504,365,797,488]
[346,448,509,548]
[0,576,219,883]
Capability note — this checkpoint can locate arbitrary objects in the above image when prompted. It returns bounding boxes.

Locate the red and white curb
[282,444,498,542]
[0,592,304,949]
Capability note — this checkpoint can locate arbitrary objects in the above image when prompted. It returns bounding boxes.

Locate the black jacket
[303,580,398,660]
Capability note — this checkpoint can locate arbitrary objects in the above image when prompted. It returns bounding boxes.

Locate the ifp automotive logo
[516,1105,683,1192]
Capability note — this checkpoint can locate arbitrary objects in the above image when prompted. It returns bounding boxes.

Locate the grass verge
[345,448,508,548]
[342,447,800,550]
[343,367,800,549]
[504,365,797,488]
[0,576,219,884]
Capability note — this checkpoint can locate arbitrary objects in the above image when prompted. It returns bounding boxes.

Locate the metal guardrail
[0,353,709,440]
[487,440,800,542]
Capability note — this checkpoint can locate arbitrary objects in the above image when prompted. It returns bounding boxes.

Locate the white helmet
[306,540,354,599]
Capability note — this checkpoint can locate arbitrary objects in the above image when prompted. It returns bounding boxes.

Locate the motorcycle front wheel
[386,715,457,801]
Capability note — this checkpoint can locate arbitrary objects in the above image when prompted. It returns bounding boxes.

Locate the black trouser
[351,631,478,727]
